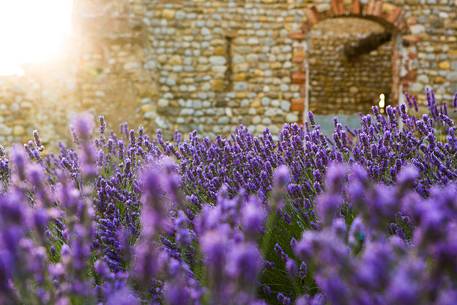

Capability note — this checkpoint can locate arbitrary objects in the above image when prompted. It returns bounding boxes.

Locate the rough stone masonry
[0,0,456,144]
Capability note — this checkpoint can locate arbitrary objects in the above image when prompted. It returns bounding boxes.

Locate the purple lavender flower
[273,165,290,188]
[106,287,140,305]
[0,91,457,305]
[226,242,263,285]
[241,197,267,237]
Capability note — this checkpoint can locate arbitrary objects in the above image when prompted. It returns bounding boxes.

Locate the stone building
[0,0,456,144]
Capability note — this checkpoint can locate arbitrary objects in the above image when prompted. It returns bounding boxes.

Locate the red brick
[305,7,320,26]
[402,34,420,44]
[288,31,305,41]
[386,7,402,24]
[395,17,408,31]
[365,0,376,15]
[373,0,384,17]
[293,55,305,64]
[351,0,361,14]
[293,47,305,64]
[331,0,345,15]
[404,69,417,81]
[406,16,417,26]
[291,99,305,111]
[292,72,306,84]
[301,22,312,34]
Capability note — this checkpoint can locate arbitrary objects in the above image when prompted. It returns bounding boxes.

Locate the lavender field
[1,90,457,305]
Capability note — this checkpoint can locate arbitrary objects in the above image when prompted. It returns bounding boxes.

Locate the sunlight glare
[0,0,74,75]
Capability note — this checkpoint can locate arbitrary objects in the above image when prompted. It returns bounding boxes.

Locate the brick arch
[289,0,419,123]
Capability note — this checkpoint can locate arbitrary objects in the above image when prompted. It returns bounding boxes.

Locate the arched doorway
[288,1,417,130]
[308,17,393,115]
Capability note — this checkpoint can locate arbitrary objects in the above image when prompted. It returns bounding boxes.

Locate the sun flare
[0,0,74,75]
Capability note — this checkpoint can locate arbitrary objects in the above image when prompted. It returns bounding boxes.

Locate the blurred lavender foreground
[1,90,457,305]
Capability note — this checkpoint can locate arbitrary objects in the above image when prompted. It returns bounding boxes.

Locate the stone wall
[138,1,305,135]
[135,0,457,135]
[0,59,78,145]
[0,0,456,145]
[76,0,157,129]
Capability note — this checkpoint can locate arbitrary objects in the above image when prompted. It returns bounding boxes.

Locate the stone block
[212,80,225,92]
[280,101,291,111]
[410,25,425,35]
[251,100,261,108]
[439,61,450,70]
[162,9,175,20]
[213,47,226,56]
[448,72,457,81]
[209,56,226,66]
[13,126,25,136]
[158,99,169,107]
[286,113,299,123]
[168,56,182,65]
[233,73,247,81]
[434,76,446,84]
[141,104,154,113]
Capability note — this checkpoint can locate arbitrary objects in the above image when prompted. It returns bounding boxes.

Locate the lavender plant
[0,89,456,305]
